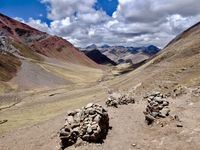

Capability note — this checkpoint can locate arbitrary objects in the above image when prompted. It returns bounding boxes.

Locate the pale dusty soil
[0,86,200,150]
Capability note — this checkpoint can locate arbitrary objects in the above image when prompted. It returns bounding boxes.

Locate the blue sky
[0,0,48,22]
[95,0,118,16]
[0,0,118,25]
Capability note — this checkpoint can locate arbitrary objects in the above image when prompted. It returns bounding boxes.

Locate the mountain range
[81,44,160,65]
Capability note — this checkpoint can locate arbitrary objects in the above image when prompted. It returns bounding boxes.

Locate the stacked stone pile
[143,92,170,125]
[59,103,109,149]
[106,92,135,108]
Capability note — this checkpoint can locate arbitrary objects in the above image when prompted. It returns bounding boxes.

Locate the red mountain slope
[0,13,99,68]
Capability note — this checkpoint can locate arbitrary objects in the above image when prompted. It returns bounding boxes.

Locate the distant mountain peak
[86,44,97,50]
[101,44,110,48]
[83,49,117,66]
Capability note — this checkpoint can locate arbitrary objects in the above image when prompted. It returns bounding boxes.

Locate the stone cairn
[106,92,135,108]
[59,103,109,149]
[143,92,170,125]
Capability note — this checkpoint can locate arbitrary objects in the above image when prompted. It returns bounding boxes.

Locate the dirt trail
[0,88,200,150]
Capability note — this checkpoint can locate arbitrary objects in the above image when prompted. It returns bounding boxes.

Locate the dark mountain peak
[86,44,97,50]
[143,45,160,55]
[83,49,117,66]
[101,44,110,48]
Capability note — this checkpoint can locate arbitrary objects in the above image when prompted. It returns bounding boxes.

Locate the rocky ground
[1,84,199,150]
[66,87,200,150]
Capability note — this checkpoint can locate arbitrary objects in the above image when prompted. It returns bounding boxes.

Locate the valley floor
[0,78,200,150]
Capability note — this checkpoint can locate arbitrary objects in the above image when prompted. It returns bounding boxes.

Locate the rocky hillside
[0,13,102,92]
[0,13,98,68]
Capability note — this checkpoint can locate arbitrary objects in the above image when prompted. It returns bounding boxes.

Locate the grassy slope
[39,62,103,84]
[0,53,21,82]
[105,22,200,93]
[11,41,43,61]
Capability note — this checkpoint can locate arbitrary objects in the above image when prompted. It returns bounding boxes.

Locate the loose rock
[192,86,200,97]
[143,92,170,125]
[59,103,109,149]
[176,123,183,128]
[172,85,187,97]
[106,92,135,108]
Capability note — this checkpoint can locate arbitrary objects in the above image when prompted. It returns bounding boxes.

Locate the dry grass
[0,85,105,133]
[11,41,43,61]
[0,53,21,82]
[39,62,103,84]
[111,63,134,76]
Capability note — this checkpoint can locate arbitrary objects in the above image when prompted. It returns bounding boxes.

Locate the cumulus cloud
[16,0,200,48]
[15,17,50,33]
[41,0,96,20]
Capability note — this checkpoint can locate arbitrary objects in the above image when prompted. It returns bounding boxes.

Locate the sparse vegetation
[0,52,21,81]
[11,41,43,61]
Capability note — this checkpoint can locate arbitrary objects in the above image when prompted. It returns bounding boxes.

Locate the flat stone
[163,101,169,106]
[158,105,164,110]
[96,126,101,133]
[67,110,77,116]
[88,108,96,115]
[176,123,183,128]
[94,115,101,122]
[154,97,163,103]
[85,103,94,108]
[73,127,80,133]
[159,108,170,117]
[60,128,70,137]
[149,96,155,100]
[87,126,93,134]
[150,101,159,106]
[151,112,159,118]
[132,144,137,147]
[145,114,155,125]
[66,116,75,124]
[91,124,98,130]
[71,123,80,129]
[82,134,90,140]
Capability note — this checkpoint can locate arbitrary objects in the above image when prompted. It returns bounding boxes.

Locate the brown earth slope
[0,13,102,92]
[0,13,98,68]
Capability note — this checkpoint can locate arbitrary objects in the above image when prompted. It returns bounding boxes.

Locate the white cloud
[15,17,50,33]
[41,0,97,20]
[27,18,50,33]
[16,0,200,48]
